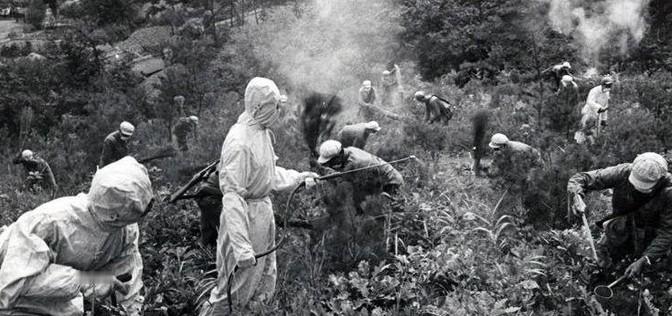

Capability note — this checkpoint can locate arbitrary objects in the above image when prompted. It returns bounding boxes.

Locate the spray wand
[225,154,420,313]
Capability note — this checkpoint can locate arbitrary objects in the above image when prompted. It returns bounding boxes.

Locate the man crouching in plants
[0,157,151,315]
[487,133,544,218]
[568,152,672,278]
[316,140,404,212]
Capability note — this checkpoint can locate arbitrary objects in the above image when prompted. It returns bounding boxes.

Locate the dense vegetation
[2,0,672,314]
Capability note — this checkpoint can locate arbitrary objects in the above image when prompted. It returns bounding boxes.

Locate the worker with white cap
[12,149,58,197]
[173,114,199,152]
[568,152,672,277]
[358,80,377,120]
[544,61,573,91]
[199,77,317,315]
[317,140,404,212]
[414,91,453,125]
[550,75,580,138]
[488,133,543,194]
[337,121,381,149]
[381,67,402,107]
[100,121,135,167]
[358,80,376,106]
[585,75,614,128]
[487,133,543,219]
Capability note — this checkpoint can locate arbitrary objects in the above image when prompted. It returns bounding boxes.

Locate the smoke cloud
[234,0,402,96]
[544,0,651,62]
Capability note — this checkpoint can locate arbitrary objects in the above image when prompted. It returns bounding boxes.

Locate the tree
[80,0,137,26]
[24,0,45,29]
[399,0,577,86]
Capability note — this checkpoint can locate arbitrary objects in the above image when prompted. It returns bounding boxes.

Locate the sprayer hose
[226,183,305,313]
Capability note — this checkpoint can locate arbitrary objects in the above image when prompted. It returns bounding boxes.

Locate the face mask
[253,102,280,127]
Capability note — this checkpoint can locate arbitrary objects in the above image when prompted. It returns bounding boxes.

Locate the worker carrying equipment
[414,91,453,125]
[169,160,221,247]
[198,77,318,315]
[568,152,672,277]
[317,140,404,212]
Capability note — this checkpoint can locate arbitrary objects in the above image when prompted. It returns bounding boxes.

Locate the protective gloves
[305,177,319,190]
[300,172,319,190]
[79,272,130,298]
[237,256,257,269]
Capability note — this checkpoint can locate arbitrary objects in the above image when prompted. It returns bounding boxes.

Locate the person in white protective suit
[0,156,152,315]
[199,77,318,315]
[585,75,613,127]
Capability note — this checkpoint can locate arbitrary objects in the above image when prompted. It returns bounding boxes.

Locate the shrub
[24,0,45,30]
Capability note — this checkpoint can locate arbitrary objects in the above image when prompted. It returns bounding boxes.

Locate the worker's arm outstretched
[567,164,630,214]
[273,166,315,193]
[567,164,630,197]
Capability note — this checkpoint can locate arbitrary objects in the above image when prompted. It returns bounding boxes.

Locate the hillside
[1,0,672,315]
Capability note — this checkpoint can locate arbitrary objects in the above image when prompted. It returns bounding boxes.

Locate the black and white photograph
[0,0,671,314]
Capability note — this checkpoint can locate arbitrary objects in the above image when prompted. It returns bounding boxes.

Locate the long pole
[319,155,418,180]
[581,213,600,262]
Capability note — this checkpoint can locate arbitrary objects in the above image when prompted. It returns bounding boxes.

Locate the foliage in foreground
[3,1,672,315]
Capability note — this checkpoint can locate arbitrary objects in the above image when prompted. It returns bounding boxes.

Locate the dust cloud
[544,0,651,63]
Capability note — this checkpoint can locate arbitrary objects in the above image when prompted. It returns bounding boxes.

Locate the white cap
[561,61,571,69]
[628,152,668,192]
[317,140,342,164]
[414,91,426,101]
[21,149,34,160]
[382,70,391,76]
[561,75,573,83]
[489,133,509,148]
[174,95,185,102]
[362,80,372,88]
[189,115,199,123]
[365,121,381,132]
[120,121,135,137]
[601,75,614,85]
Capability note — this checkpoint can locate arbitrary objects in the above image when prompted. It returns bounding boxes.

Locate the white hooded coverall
[200,77,312,315]
[585,85,610,124]
[0,157,152,315]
